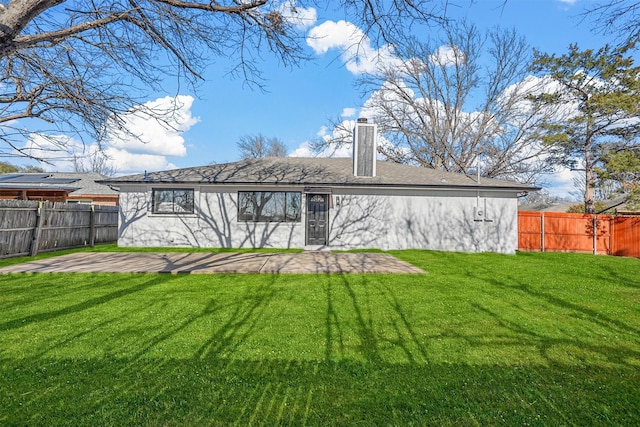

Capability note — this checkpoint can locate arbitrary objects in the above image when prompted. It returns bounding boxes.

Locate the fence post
[89,205,96,247]
[607,215,613,255]
[541,212,545,252]
[593,215,597,255]
[29,202,45,257]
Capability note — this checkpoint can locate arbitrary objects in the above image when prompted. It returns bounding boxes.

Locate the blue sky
[21,0,622,199]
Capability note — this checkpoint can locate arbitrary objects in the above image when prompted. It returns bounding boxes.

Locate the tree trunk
[0,0,65,49]
[584,126,595,214]
[585,166,596,213]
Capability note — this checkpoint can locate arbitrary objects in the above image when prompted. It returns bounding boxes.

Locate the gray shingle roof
[0,172,119,195]
[101,157,536,191]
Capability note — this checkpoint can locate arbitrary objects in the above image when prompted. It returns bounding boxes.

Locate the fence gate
[611,216,640,258]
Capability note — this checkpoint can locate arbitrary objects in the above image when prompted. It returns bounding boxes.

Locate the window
[152,189,194,214]
[238,192,301,222]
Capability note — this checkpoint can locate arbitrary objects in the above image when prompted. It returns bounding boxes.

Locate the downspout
[476,158,481,221]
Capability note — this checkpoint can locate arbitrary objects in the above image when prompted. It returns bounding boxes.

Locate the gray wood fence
[0,200,118,258]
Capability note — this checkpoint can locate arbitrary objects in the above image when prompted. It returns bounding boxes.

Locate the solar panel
[0,174,25,182]
[0,174,51,183]
[42,178,79,184]
[0,174,78,184]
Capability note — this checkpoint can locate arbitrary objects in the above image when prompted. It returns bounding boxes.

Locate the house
[519,196,640,215]
[518,201,578,213]
[0,172,119,206]
[102,120,536,254]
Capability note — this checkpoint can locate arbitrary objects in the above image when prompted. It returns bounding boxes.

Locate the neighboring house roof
[598,195,640,214]
[0,172,119,196]
[101,157,537,192]
[520,197,640,214]
[519,201,578,212]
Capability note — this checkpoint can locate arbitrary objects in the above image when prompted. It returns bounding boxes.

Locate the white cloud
[21,134,176,174]
[103,147,177,173]
[288,141,315,157]
[290,118,393,160]
[289,122,354,158]
[307,20,358,55]
[278,1,317,30]
[502,75,577,114]
[290,139,346,159]
[21,95,198,174]
[316,125,332,140]
[105,95,198,157]
[360,79,416,117]
[23,133,83,171]
[306,20,400,74]
[429,45,466,67]
[341,107,357,117]
[544,166,580,198]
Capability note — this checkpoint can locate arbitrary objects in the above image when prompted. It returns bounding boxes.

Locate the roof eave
[99,179,537,192]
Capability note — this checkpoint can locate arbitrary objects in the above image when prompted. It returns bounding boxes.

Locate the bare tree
[0,0,448,162]
[72,148,117,176]
[237,134,287,159]
[314,21,558,183]
[584,1,640,49]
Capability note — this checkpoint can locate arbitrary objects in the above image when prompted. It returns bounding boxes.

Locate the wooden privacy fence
[0,200,118,258]
[519,211,640,258]
[611,215,640,258]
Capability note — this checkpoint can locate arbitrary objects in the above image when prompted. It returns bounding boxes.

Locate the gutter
[99,180,537,193]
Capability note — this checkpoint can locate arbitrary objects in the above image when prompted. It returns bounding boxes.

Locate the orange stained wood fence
[518,211,640,258]
[611,215,640,258]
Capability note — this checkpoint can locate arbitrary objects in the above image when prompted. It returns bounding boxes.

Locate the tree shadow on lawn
[0,275,169,334]
[2,356,639,426]
[325,274,432,366]
[1,271,640,425]
[464,270,640,348]
[598,261,640,290]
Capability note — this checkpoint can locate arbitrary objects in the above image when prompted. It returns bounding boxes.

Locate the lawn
[1,248,639,426]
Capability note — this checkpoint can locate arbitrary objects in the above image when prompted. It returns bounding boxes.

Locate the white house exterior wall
[116,185,519,253]
[117,185,306,249]
[328,188,518,253]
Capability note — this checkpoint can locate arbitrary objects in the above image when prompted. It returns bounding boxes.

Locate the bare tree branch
[316,21,557,184]
[0,0,448,162]
[237,134,287,159]
[582,0,640,49]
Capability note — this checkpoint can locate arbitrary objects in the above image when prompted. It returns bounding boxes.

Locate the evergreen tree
[530,44,640,213]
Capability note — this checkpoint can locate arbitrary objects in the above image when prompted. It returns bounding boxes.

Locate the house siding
[116,184,519,253]
[117,185,306,249]
[328,189,517,253]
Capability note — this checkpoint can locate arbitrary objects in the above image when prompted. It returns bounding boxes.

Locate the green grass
[1,250,639,425]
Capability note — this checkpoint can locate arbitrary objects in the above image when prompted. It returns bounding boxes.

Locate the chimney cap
[357,117,368,123]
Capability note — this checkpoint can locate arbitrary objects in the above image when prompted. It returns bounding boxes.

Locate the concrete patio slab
[0,251,426,274]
